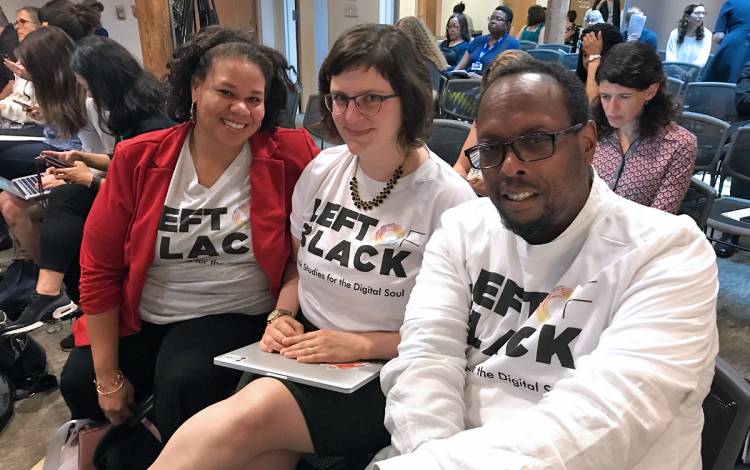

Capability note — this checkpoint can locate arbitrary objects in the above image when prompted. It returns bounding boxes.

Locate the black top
[0,24,19,88]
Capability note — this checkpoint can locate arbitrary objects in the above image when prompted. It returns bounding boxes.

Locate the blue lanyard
[478,34,506,61]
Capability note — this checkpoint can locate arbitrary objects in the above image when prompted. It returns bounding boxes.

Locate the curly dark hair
[481,59,589,128]
[71,36,164,138]
[164,26,290,131]
[593,42,676,138]
[318,23,433,150]
[677,3,705,44]
[575,23,623,83]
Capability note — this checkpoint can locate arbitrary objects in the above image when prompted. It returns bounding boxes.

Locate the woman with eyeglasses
[440,14,471,68]
[0,7,40,128]
[666,4,712,67]
[453,5,521,77]
[151,24,474,470]
[592,42,695,214]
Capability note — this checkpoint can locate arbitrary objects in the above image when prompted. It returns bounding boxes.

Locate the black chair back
[684,82,738,123]
[678,176,717,231]
[662,62,703,83]
[676,111,729,174]
[701,357,750,470]
[426,119,472,166]
[439,79,481,122]
[667,77,685,100]
[720,127,750,197]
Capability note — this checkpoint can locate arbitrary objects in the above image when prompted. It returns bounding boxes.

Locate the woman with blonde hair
[396,16,448,93]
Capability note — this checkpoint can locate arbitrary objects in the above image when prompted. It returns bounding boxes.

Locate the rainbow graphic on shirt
[232,206,249,228]
[534,285,574,323]
[373,223,407,247]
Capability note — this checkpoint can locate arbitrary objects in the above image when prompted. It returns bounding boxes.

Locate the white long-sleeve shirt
[375,175,718,470]
[0,76,40,124]
[665,28,713,67]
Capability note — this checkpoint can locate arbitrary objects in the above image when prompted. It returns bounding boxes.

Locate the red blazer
[74,122,319,346]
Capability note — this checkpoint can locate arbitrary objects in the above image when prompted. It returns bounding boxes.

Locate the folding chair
[438,79,481,122]
[527,49,563,64]
[657,49,666,61]
[677,176,717,231]
[536,44,571,53]
[662,62,703,83]
[701,357,750,470]
[666,77,685,100]
[519,40,537,51]
[426,119,472,166]
[683,82,738,123]
[706,127,750,251]
[676,111,729,181]
[560,53,578,70]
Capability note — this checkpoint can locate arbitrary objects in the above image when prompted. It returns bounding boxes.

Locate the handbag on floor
[42,419,111,470]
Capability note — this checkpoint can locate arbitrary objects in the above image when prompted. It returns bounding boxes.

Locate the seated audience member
[564,10,581,52]
[454,6,521,77]
[0,25,95,269]
[666,4,712,67]
[396,16,448,95]
[150,24,475,470]
[517,5,545,44]
[1,35,173,335]
[593,42,695,214]
[0,7,18,99]
[595,0,621,28]
[57,26,318,457]
[452,2,474,34]
[372,59,718,469]
[622,6,658,49]
[440,14,470,68]
[453,49,533,195]
[576,22,623,103]
[0,7,40,128]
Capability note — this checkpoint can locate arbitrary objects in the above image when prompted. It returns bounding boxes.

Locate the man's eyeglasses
[465,122,585,169]
[488,16,508,23]
[324,93,399,117]
[14,18,33,27]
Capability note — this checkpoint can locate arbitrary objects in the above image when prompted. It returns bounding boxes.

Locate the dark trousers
[38,184,94,302]
[60,313,267,441]
[0,140,57,179]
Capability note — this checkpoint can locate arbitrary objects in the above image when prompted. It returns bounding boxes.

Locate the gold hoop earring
[190,101,197,123]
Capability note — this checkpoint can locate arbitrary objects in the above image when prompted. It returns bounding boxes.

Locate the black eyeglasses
[324,93,398,117]
[488,16,508,23]
[465,122,585,169]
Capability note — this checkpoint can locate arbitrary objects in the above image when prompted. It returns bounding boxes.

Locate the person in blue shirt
[454,5,521,77]
[702,0,750,83]
[621,7,658,49]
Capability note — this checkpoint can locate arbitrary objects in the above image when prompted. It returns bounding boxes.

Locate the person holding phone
[0,7,41,128]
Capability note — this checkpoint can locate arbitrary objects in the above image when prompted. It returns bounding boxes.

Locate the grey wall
[636,0,724,52]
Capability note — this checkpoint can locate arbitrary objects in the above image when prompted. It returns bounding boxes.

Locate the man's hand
[53,161,94,187]
[259,315,304,353]
[280,330,368,363]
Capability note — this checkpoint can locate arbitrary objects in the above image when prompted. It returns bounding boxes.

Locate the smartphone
[36,154,73,169]
[12,99,33,112]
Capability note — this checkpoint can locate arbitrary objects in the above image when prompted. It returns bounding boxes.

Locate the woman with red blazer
[58,26,319,452]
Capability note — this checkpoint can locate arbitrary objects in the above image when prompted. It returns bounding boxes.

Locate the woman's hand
[96,375,135,425]
[41,168,64,189]
[53,161,94,187]
[280,329,368,363]
[3,58,29,80]
[259,315,304,353]
[41,149,84,164]
[26,105,43,122]
[582,31,604,56]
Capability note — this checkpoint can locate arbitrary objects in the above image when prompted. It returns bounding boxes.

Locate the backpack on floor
[0,331,57,402]
[0,259,39,319]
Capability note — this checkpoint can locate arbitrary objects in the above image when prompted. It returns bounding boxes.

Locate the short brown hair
[318,23,433,150]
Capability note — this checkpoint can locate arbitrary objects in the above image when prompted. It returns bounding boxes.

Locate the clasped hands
[259,315,365,363]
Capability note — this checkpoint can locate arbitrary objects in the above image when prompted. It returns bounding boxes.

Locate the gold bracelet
[94,370,124,396]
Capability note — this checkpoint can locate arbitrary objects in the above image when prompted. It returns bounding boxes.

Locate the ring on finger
[308,346,315,353]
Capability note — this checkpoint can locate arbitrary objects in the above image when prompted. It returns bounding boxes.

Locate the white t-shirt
[290,145,475,332]
[140,136,275,324]
[79,97,115,154]
[376,175,718,470]
[666,28,713,67]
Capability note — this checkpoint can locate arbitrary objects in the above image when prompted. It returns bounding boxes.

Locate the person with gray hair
[621,6,658,49]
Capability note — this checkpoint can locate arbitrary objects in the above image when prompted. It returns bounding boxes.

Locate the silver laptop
[0,175,48,201]
[214,342,383,394]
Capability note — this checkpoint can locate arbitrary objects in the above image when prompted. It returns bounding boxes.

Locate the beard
[490,193,559,245]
